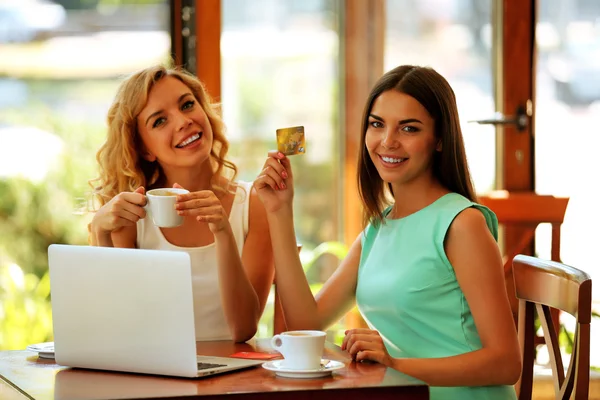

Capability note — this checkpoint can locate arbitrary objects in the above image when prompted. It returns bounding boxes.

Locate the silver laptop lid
[48,245,199,377]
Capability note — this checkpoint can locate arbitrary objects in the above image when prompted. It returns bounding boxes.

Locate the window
[0,0,170,350]
[221,0,343,336]
[385,0,496,194]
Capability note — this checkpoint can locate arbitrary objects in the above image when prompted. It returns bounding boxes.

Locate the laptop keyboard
[197,362,227,370]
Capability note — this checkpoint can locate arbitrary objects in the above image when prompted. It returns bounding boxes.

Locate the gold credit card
[276,126,305,156]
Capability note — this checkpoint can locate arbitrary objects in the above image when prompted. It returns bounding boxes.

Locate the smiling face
[357,65,476,226]
[137,75,213,171]
[365,89,440,188]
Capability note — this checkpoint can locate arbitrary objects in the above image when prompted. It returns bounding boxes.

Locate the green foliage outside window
[0,105,97,350]
[0,104,348,350]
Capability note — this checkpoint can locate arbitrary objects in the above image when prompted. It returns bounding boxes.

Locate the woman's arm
[111,225,137,248]
[215,187,274,342]
[89,187,145,248]
[346,207,521,386]
[89,218,114,247]
[256,152,360,331]
[90,217,137,248]
[269,206,362,331]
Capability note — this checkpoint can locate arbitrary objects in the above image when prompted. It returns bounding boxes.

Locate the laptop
[48,244,264,378]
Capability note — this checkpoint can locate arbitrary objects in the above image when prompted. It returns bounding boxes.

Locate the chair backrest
[479,191,570,269]
[512,254,592,400]
[479,191,570,323]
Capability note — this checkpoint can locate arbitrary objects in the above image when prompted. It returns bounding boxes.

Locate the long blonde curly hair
[91,65,238,207]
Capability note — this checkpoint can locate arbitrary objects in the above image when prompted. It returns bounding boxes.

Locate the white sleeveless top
[136,181,252,341]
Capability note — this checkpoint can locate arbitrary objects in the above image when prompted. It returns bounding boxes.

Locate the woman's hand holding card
[254,150,295,214]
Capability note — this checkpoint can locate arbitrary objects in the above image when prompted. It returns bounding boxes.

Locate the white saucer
[26,342,55,359]
[262,359,344,378]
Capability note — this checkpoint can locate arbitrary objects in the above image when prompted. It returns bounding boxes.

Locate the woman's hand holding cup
[172,183,230,234]
[92,187,147,234]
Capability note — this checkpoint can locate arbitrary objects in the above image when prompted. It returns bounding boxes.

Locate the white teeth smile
[381,156,405,163]
[176,133,201,148]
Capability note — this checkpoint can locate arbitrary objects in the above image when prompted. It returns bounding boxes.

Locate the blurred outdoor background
[0,0,598,366]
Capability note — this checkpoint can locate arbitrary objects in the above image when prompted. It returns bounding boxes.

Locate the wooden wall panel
[194,0,221,101]
[502,0,535,191]
[343,0,385,245]
[170,0,183,66]
[501,0,536,259]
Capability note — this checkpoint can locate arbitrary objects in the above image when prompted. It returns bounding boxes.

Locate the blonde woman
[89,65,274,343]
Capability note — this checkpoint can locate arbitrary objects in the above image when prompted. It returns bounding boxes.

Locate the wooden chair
[478,191,570,271]
[479,191,570,337]
[512,254,592,400]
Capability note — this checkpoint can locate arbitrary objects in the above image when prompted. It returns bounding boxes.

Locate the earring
[142,151,157,162]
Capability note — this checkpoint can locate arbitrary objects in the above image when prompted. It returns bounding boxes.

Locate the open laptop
[47,244,264,378]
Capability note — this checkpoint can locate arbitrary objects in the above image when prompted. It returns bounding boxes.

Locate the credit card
[276,126,306,156]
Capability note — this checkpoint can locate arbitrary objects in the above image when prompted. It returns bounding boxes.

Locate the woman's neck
[389,174,448,219]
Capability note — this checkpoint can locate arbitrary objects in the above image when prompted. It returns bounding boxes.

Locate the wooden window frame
[342,0,385,244]
[170,0,384,246]
[169,0,537,250]
[500,0,535,193]
[499,0,537,257]
[171,0,221,101]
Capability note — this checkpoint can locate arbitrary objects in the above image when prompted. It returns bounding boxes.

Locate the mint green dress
[356,193,517,400]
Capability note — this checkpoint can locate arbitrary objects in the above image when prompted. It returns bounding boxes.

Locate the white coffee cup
[270,330,326,370]
[145,188,189,228]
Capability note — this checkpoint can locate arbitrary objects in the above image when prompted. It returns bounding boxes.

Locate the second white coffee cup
[271,330,326,370]
[145,188,189,228]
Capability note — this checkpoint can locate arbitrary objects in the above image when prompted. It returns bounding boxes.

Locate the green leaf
[302,241,348,273]
[34,272,51,299]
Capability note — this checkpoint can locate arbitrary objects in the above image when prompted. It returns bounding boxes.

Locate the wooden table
[0,339,428,399]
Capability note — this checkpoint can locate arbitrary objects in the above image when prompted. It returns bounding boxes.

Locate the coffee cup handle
[271,334,283,352]
[142,197,150,216]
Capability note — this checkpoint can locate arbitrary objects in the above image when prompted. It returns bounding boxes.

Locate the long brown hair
[357,65,476,227]
[91,65,237,207]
